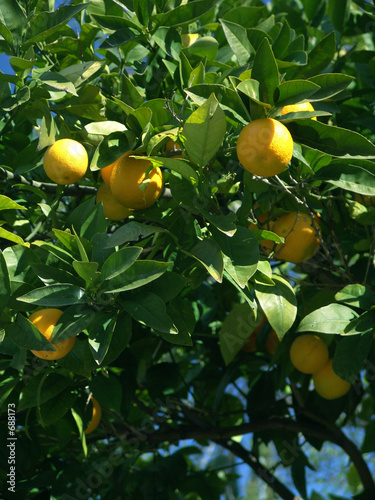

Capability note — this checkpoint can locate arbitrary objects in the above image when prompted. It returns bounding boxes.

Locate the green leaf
[222,6,266,29]
[17,285,86,307]
[237,79,272,108]
[89,372,123,412]
[189,61,205,87]
[251,37,279,105]
[274,80,321,107]
[219,302,262,365]
[37,71,78,96]
[308,73,355,101]
[0,20,13,45]
[133,0,153,26]
[154,0,215,27]
[59,338,97,378]
[272,19,291,60]
[168,297,195,344]
[23,3,89,47]
[31,263,81,287]
[335,284,375,310]
[296,304,358,334]
[102,312,132,366]
[93,130,136,169]
[189,239,224,283]
[59,61,104,89]
[214,226,259,289]
[0,0,27,42]
[255,275,297,338]
[0,225,30,247]
[144,156,199,184]
[101,247,143,281]
[2,86,30,111]
[153,27,182,61]
[105,222,165,248]
[333,331,373,382]
[101,261,170,293]
[72,261,100,284]
[9,56,36,73]
[220,19,253,66]
[83,121,126,148]
[88,312,117,365]
[121,292,177,334]
[289,121,375,159]
[294,31,336,79]
[0,378,19,409]
[79,201,108,241]
[7,314,55,351]
[121,73,146,108]
[52,305,96,343]
[126,107,152,135]
[0,250,11,312]
[91,14,143,32]
[18,373,71,411]
[186,36,219,62]
[184,83,249,124]
[328,0,351,32]
[182,93,226,167]
[54,85,105,121]
[202,211,237,236]
[38,391,77,426]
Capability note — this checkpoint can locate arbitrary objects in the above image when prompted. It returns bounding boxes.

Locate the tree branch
[144,417,375,494]
[216,439,301,500]
[0,167,97,195]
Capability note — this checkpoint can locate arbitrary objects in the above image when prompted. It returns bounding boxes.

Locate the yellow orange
[100,162,115,186]
[96,183,132,221]
[236,118,293,177]
[84,397,102,435]
[166,139,182,158]
[110,153,163,210]
[313,359,351,400]
[29,308,76,360]
[262,211,320,264]
[43,139,88,185]
[289,334,329,374]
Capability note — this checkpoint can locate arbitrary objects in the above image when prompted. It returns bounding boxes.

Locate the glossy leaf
[182,93,226,167]
[121,292,178,334]
[101,261,170,293]
[255,275,297,338]
[17,284,86,306]
[296,304,358,334]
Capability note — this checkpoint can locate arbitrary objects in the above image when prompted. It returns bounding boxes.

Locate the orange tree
[1,0,375,499]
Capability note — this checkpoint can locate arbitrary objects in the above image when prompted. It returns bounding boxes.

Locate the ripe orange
[262,211,320,264]
[289,334,329,374]
[236,118,293,177]
[242,315,280,355]
[96,183,133,221]
[242,315,267,352]
[84,397,102,435]
[166,139,182,158]
[313,359,351,400]
[43,139,88,185]
[110,153,164,210]
[281,102,317,120]
[100,162,115,186]
[29,308,76,360]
